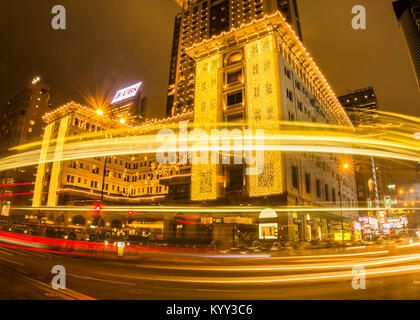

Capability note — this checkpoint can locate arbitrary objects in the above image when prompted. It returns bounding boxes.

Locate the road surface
[1,237,420,299]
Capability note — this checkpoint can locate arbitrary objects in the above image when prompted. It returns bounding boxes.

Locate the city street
[1,236,420,300]
[0,0,419,303]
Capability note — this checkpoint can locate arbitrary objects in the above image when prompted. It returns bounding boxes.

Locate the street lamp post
[338,172,344,242]
[100,156,108,203]
[337,162,349,243]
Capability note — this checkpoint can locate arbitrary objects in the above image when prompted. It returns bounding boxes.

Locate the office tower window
[210,1,229,37]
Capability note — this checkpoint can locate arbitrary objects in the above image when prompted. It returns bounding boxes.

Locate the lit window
[227,52,242,65]
[226,70,242,84]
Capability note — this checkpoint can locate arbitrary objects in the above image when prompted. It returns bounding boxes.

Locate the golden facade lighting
[32,123,54,207]
[245,36,284,197]
[47,116,71,206]
[191,55,220,201]
[186,12,353,128]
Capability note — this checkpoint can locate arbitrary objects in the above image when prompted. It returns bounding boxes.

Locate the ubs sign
[111,82,142,104]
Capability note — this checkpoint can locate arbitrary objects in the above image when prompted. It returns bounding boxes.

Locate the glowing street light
[120,118,126,124]
[398,189,405,195]
[96,109,103,116]
[32,76,41,85]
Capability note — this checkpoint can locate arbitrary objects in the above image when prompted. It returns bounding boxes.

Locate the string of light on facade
[185,11,353,127]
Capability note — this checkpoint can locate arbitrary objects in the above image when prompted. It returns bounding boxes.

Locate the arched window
[227,52,242,65]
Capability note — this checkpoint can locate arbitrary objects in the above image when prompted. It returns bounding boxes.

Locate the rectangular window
[227,91,243,106]
[288,111,295,121]
[227,70,242,84]
[291,165,299,189]
[316,179,321,198]
[305,173,311,194]
[325,184,329,201]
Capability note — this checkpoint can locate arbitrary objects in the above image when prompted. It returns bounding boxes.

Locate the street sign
[117,242,125,257]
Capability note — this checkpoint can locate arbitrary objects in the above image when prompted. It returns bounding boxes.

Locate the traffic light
[385,196,391,208]
[94,203,103,215]
[128,210,134,217]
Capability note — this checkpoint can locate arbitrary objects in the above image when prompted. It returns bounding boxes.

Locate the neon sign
[111,82,142,104]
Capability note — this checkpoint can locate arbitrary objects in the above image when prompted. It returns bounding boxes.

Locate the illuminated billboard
[111,82,142,104]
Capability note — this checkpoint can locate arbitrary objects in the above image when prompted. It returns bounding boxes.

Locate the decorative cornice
[42,101,194,132]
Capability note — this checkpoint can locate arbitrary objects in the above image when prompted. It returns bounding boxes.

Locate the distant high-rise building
[393,0,420,91]
[338,87,378,127]
[139,96,148,120]
[0,78,51,156]
[109,82,143,122]
[166,0,303,117]
[0,77,52,213]
[339,88,383,217]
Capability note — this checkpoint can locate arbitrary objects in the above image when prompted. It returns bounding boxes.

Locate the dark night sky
[0,0,419,120]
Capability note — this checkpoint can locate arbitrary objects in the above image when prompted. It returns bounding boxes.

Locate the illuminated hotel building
[184,12,358,241]
[29,102,194,233]
[167,0,303,117]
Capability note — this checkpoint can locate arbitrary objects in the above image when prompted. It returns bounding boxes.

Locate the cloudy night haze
[0,0,420,307]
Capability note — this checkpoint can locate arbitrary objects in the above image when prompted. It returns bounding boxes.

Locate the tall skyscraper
[0,77,51,156]
[166,0,303,117]
[0,77,52,213]
[393,0,420,91]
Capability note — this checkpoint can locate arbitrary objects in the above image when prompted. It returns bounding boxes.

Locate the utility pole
[338,172,344,242]
[100,156,108,203]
